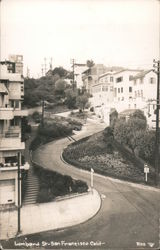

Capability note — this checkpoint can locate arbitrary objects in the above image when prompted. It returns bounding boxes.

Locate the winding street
[32,119,160,249]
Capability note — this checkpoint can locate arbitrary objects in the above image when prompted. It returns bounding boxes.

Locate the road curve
[33,120,160,249]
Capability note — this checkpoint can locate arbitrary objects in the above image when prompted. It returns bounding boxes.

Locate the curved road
[30,119,160,249]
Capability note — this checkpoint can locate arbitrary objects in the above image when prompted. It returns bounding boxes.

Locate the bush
[32,164,88,203]
[90,107,94,112]
[72,180,88,193]
[32,111,41,123]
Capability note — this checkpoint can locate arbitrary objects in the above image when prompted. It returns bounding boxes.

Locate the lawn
[63,132,155,185]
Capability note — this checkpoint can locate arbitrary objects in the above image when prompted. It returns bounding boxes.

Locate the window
[134,80,137,85]
[129,87,132,93]
[114,88,117,97]
[135,91,137,97]
[141,90,143,97]
[129,75,133,81]
[10,118,19,126]
[116,77,123,82]
[140,78,143,84]
[134,104,137,109]
[10,100,19,108]
[150,77,155,84]
[118,88,120,93]
[110,77,113,82]
[110,86,113,91]
[121,97,124,101]
[121,87,123,93]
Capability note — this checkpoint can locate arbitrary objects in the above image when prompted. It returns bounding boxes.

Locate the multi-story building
[89,67,158,128]
[0,58,28,208]
[113,69,142,112]
[82,64,108,94]
[91,71,115,123]
[132,69,157,129]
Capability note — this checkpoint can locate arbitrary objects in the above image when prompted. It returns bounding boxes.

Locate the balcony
[14,109,28,116]
[0,162,30,171]
[0,107,14,120]
[0,137,25,150]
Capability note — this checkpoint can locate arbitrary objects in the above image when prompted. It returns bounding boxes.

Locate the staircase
[23,169,39,205]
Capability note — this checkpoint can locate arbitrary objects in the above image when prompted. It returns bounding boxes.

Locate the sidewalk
[0,189,101,240]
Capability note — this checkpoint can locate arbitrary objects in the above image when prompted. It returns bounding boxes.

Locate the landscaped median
[62,131,155,186]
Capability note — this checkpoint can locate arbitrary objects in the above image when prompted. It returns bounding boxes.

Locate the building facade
[89,67,158,128]
[0,57,28,208]
[82,64,108,94]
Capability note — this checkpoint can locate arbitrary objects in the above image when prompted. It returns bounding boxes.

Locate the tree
[114,118,129,145]
[110,109,118,128]
[65,89,77,109]
[76,94,89,111]
[130,109,147,122]
[86,60,95,68]
[114,111,147,154]
[52,67,68,78]
[55,79,67,96]
[138,130,155,163]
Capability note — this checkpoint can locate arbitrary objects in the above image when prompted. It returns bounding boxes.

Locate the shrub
[90,107,94,112]
[32,164,88,203]
[72,180,88,193]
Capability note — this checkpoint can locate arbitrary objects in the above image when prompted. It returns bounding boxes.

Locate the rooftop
[133,69,153,79]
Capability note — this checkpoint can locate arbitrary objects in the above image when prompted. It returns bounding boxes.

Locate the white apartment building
[0,60,29,208]
[89,67,158,128]
[90,72,115,124]
[132,70,157,129]
[82,64,108,94]
[113,69,142,112]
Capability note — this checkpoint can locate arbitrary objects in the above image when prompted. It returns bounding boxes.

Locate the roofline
[113,69,143,75]
[132,69,153,79]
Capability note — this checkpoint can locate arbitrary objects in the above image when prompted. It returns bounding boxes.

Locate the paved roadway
[31,119,160,249]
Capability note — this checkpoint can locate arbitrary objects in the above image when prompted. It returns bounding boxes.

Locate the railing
[0,162,18,168]
[0,162,29,171]
[0,130,20,138]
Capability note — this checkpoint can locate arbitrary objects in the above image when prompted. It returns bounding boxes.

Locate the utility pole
[41,64,44,77]
[17,152,21,234]
[50,57,53,70]
[44,57,47,75]
[153,59,160,186]
[41,98,45,127]
[71,59,75,90]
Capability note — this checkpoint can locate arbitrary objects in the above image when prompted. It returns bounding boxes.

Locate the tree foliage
[65,89,77,109]
[52,67,68,78]
[86,60,95,68]
[76,94,89,111]
[114,111,147,154]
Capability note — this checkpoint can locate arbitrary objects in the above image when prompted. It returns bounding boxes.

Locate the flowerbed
[63,132,154,184]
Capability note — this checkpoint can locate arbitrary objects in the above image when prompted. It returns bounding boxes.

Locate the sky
[0,0,160,78]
